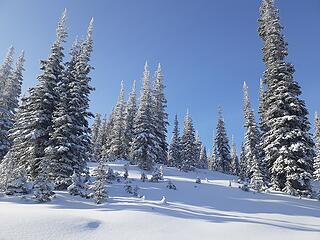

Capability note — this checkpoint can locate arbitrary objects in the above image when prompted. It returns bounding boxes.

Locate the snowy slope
[0,161,319,240]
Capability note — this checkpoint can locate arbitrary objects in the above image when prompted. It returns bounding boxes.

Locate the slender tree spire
[168,114,181,168]
[180,110,197,171]
[314,112,320,181]
[124,80,137,160]
[152,62,168,165]
[107,80,126,160]
[0,49,25,161]
[242,82,265,180]
[214,108,232,173]
[130,62,159,170]
[230,135,239,175]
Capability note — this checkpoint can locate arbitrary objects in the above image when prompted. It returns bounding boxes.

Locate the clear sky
[0,0,319,153]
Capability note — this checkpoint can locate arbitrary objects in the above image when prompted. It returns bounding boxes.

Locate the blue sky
[0,0,319,153]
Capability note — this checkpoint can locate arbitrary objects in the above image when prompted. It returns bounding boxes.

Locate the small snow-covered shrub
[123,166,129,180]
[133,185,139,197]
[67,172,89,198]
[106,167,120,182]
[6,171,32,195]
[33,176,55,203]
[240,183,249,192]
[166,180,176,190]
[141,172,148,182]
[150,168,163,182]
[160,196,167,205]
[159,166,164,180]
[125,184,133,194]
[195,177,201,184]
[54,176,72,190]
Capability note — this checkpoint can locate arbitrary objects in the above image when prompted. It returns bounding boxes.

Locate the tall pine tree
[168,114,181,168]
[107,81,126,160]
[180,110,197,172]
[130,62,159,171]
[313,112,320,181]
[243,82,265,181]
[0,10,67,191]
[0,50,25,161]
[230,136,240,175]
[214,108,232,173]
[259,0,314,195]
[152,63,168,165]
[123,80,137,160]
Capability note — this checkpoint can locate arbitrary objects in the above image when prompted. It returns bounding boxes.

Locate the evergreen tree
[239,143,247,181]
[96,115,108,160]
[243,82,265,181]
[101,110,115,160]
[168,114,181,168]
[199,144,208,169]
[194,131,202,168]
[313,112,320,181]
[152,63,168,164]
[0,50,25,161]
[123,80,137,160]
[230,136,240,175]
[259,0,314,195]
[0,10,68,183]
[0,46,14,96]
[214,108,232,173]
[130,62,159,171]
[91,113,102,160]
[180,110,197,171]
[45,19,94,188]
[93,159,108,204]
[210,131,218,171]
[107,81,126,160]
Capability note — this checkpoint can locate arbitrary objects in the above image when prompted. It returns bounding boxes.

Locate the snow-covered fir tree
[101,110,115,160]
[259,0,314,195]
[0,46,15,161]
[239,143,247,181]
[180,110,197,172]
[130,62,159,171]
[0,50,25,161]
[107,81,126,160]
[45,19,94,188]
[242,82,265,181]
[33,155,55,202]
[0,10,68,183]
[123,80,137,160]
[167,114,181,168]
[214,108,232,173]
[69,18,94,173]
[93,159,108,204]
[194,131,202,168]
[0,46,14,97]
[230,136,240,175]
[199,144,208,169]
[95,115,108,160]
[152,63,168,165]
[91,113,102,160]
[313,112,320,181]
[210,131,218,171]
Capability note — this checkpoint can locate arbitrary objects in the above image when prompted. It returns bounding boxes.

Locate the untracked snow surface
[0,161,319,240]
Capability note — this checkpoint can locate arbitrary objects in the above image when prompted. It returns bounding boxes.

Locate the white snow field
[0,161,319,240]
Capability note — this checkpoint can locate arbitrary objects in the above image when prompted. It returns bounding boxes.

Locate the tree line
[0,0,319,203]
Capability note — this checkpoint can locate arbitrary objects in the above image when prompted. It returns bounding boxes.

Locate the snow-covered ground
[0,161,319,240]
